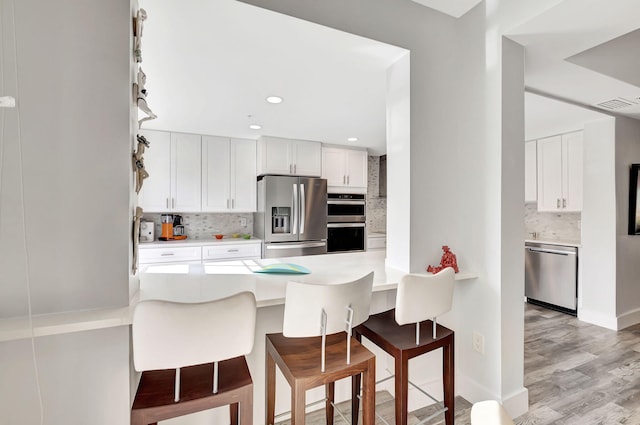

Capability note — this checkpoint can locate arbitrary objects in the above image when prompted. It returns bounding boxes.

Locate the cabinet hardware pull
[172,198,175,209]
[232,199,235,209]
[161,253,175,256]
[227,199,229,209]
[347,175,350,185]
[227,249,239,252]
[294,164,296,174]
[166,198,169,209]
[563,198,566,208]
[289,164,292,174]
[557,198,560,208]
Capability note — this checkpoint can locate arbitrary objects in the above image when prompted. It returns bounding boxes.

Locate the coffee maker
[159,214,187,241]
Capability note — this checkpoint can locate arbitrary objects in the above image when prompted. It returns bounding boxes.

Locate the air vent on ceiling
[595,97,638,110]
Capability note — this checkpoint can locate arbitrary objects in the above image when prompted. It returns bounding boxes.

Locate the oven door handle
[327,200,366,205]
[327,223,366,228]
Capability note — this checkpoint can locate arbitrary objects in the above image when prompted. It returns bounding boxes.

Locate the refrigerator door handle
[300,183,305,235]
[292,183,298,235]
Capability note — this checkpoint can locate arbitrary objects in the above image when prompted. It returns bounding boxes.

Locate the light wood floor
[278,303,640,424]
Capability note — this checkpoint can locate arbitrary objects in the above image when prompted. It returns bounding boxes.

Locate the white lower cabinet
[138,246,202,264]
[139,241,262,265]
[367,234,386,250]
[202,243,261,261]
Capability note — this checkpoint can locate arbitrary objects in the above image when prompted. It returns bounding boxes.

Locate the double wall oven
[327,193,366,253]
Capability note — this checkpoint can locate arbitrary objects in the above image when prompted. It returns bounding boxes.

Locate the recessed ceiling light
[266,96,283,104]
[347,137,358,142]
[249,124,262,130]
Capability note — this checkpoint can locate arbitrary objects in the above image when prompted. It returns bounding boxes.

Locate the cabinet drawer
[139,246,202,264]
[367,237,386,250]
[202,243,261,260]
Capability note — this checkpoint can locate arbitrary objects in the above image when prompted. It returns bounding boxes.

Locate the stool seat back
[395,267,455,326]
[132,291,257,372]
[283,272,374,337]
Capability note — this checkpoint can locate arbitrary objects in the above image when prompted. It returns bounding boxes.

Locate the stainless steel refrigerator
[255,175,327,258]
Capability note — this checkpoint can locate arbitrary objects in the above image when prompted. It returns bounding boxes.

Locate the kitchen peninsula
[139,249,476,423]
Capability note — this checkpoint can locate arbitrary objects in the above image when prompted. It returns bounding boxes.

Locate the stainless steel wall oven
[327,193,366,253]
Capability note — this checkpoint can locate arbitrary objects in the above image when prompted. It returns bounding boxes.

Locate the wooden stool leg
[361,357,376,425]
[241,385,254,425]
[326,382,335,425]
[266,350,276,425]
[231,403,239,425]
[443,337,455,425]
[292,382,307,425]
[394,354,409,425]
[352,332,363,425]
[352,373,362,425]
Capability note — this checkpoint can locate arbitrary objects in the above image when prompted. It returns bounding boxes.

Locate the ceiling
[137,0,406,156]
[138,0,640,155]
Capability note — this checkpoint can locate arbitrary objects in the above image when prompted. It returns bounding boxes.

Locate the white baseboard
[617,307,640,330]
[457,373,528,419]
[578,308,618,330]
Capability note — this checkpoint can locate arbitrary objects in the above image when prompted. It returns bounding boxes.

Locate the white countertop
[140,237,262,248]
[525,239,581,248]
[0,250,477,342]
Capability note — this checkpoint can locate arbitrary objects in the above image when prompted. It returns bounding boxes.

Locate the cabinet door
[293,140,322,177]
[537,135,563,212]
[202,135,231,212]
[562,131,583,211]
[322,147,347,186]
[231,139,257,212]
[524,141,537,203]
[258,137,292,175]
[345,149,368,189]
[171,132,202,211]
[138,130,171,212]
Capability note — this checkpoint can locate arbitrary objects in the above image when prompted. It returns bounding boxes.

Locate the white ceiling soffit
[566,28,640,88]
[137,0,407,156]
[507,0,640,119]
[525,92,608,141]
[411,0,482,18]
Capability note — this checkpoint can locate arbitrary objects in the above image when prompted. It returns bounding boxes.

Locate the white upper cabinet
[537,131,583,212]
[524,140,537,203]
[322,147,368,193]
[139,130,202,212]
[202,136,256,212]
[257,136,322,177]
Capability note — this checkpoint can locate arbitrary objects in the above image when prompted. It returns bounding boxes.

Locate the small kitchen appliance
[172,215,187,240]
[139,220,154,242]
[159,214,188,241]
[159,214,174,240]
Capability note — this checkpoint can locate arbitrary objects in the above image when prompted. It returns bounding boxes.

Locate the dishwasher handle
[526,247,576,256]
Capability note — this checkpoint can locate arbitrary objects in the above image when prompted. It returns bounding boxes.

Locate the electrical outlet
[473,332,485,354]
[240,217,247,227]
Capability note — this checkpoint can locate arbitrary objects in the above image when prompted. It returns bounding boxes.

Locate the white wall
[0,0,131,317]
[580,118,617,329]
[0,0,133,421]
[385,52,411,272]
[614,117,640,329]
[239,0,533,416]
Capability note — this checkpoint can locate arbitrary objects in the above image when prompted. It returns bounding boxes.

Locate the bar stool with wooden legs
[265,272,376,425]
[131,292,257,425]
[353,267,456,425]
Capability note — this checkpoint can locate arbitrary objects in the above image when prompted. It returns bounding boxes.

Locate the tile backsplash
[367,155,387,233]
[143,213,253,240]
[525,202,581,242]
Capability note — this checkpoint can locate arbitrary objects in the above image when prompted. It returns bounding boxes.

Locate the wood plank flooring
[278,303,640,424]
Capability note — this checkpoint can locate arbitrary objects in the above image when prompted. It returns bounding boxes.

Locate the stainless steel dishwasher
[525,242,578,315]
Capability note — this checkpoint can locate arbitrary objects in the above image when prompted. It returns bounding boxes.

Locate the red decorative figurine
[427,245,459,274]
